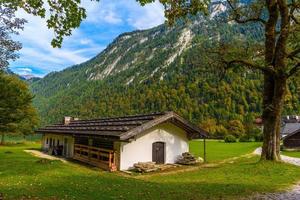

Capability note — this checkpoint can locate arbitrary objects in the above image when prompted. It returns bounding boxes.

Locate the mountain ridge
[30,2,300,132]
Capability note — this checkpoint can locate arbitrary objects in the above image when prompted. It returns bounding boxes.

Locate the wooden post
[109,152,112,169]
[203,138,206,163]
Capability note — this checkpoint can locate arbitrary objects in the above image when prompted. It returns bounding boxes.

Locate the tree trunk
[261,75,287,161]
[0,133,4,145]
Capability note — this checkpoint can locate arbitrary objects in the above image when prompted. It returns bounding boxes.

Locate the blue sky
[10,0,165,77]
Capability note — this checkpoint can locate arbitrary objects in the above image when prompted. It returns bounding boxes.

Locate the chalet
[36,112,207,171]
[282,122,300,149]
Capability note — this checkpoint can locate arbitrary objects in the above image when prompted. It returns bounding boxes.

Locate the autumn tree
[227,120,245,138]
[3,0,299,161]
[213,0,300,161]
[0,73,39,144]
[140,0,300,161]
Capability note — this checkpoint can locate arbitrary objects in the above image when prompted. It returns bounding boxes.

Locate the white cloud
[12,9,99,75]
[104,10,123,24]
[83,0,165,29]
[83,1,122,25]
[14,67,32,75]
[9,0,166,77]
[126,1,165,30]
[80,38,93,45]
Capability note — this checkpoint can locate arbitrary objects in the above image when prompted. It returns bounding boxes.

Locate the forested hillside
[30,2,300,137]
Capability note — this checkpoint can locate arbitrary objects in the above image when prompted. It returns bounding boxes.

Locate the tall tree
[4,0,299,161]
[0,72,39,144]
[134,0,300,161]
[0,6,26,69]
[212,0,300,161]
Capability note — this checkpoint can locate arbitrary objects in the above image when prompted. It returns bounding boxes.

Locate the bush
[254,132,263,142]
[224,135,237,143]
[227,120,245,138]
[215,125,228,138]
[239,134,250,142]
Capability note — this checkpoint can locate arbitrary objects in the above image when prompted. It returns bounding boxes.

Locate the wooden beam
[203,138,206,163]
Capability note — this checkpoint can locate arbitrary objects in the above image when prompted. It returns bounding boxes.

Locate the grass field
[282,151,300,158]
[190,140,261,162]
[1,141,300,199]
[2,134,41,143]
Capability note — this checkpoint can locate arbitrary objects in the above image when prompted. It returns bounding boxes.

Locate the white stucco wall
[119,122,189,170]
[42,134,74,158]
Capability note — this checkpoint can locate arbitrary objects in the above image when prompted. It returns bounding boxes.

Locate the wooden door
[152,142,165,164]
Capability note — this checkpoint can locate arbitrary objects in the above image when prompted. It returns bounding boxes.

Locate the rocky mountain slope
[30,2,300,129]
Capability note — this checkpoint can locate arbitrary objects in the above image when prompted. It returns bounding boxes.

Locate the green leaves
[141,0,210,25]
[0,73,39,135]
[46,0,87,48]
[2,0,210,48]
[0,6,27,69]
[1,0,86,48]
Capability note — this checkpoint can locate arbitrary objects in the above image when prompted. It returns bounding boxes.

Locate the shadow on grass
[0,173,276,200]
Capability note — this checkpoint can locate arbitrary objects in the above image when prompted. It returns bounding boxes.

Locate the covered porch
[72,136,118,171]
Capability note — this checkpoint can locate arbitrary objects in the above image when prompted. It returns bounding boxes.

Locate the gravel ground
[249,184,300,200]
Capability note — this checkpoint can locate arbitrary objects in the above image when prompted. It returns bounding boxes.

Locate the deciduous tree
[0,73,39,144]
[142,0,300,161]
[0,6,26,69]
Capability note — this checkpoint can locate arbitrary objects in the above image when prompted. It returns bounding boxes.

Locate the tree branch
[291,14,300,24]
[289,0,300,24]
[288,48,300,60]
[226,0,266,25]
[224,59,275,74]
[288,62,300,77]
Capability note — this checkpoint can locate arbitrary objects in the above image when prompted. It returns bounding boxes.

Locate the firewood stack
[133,162,159,172]
[176,152,201,165]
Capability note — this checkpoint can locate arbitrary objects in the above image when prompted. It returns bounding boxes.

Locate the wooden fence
[73,144,116,171]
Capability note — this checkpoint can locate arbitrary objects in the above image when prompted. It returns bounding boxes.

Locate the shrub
[239,134,250,142]
[215,125,228,138]
[227,120,245,138]
[254,132,263,142]
[224,135,237,143]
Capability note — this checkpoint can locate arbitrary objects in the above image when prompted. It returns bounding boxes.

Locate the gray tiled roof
[36,111,208,140]
[281,123,300,136]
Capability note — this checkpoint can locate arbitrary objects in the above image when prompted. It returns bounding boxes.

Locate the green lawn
[190,140,261,162]
[1,141,300,200]
[2,134,41,143]
[282,151,300,158]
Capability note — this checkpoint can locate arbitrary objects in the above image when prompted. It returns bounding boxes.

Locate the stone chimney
[63,116,73,125]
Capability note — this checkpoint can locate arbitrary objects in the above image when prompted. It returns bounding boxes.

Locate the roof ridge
[36,111,208,140]
[70,111,169,123]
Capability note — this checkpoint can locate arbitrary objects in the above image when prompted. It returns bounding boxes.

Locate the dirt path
[24,150,68,163]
